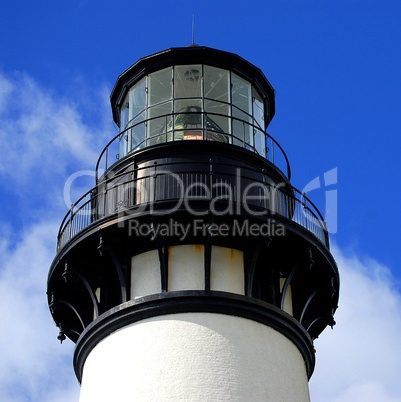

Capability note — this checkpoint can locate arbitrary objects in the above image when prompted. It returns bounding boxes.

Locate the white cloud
[0,221,80,401]
[0,70,114,238]
[0,70,105,401]
[0,73,13,112]
[309,245,401,401]
[0,71,112,188]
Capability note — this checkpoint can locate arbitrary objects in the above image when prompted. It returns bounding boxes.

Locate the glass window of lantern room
[173,65,202,141]
[204,66,229,102]
[252,87,264,129]
[129,78,147,151]
[119,97,129,158]
[204,66,230,143]
[232,73,252,148]
[173,99,202,141]
[232,73,251,115]
[148,68,173,146]
[147,101,173,146]
[232,108,252,148]
[204,99,230,143]
[253,87,265,157]
[148,67,172,106]
[130,78,146,119]
[174,65,202,99]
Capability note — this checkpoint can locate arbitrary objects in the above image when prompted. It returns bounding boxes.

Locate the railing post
[130,171,135,208]
[91,189,97,222]
[105,147,108,172]
[165,114,168,141]
[203,112,206,140]
[302,192,308,230]
[69,204,74,241]
[271,138,274,164]
[323,220,329,248]
[103,188,107,218]
[264,135,268,159]
[153,161,157,203]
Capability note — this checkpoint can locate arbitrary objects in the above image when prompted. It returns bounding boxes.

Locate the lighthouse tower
[47,46,339,401]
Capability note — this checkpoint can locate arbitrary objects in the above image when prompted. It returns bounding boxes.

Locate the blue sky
[1,1,401,401]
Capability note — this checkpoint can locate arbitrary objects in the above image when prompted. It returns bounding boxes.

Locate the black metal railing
[57,161,328,252]
[95,111,291,182]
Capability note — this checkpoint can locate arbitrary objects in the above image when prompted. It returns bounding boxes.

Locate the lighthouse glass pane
[253,89,265,156]
[120,99,129,130]
[204,66,229,102]
[204,100,230,143]
[254,130,265,157]
[131,112,146,150]
[252,88,264,130]
[147,102,172,145]
[148,68,172,106]
[174,65,202,99]
[119,133,127,158]
[173,99,202,141]
[174,100,202,127]
[130,78,146,120]
[119,101,129,157]
[232,73,251,115]
[232,108,252,147]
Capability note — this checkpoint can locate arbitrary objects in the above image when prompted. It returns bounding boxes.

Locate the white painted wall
[168,244,205,291]
[79,313,310,401]
[131,250,161,299]
[130,245,245,297]
[210,246,244,295]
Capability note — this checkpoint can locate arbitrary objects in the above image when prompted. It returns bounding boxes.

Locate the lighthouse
[47,45,339,401]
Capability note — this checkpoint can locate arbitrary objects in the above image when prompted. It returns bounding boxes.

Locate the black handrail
[57,162,328,252]
[95,111,291,183]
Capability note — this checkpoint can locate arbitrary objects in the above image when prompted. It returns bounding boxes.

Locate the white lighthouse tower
[47,45,339,401]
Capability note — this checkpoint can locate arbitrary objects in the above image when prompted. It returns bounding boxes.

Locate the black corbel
[245,236,271,297]
[152,217,169,292]
[49,297,86,333]
[105,244,128,303]
[280,261,300,310]
[62,260,100,319]
[57,322,66,344]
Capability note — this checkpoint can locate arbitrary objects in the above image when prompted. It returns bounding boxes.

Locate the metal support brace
[153,217,169,292]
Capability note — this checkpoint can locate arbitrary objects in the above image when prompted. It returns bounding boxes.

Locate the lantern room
[110,46,275,160]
